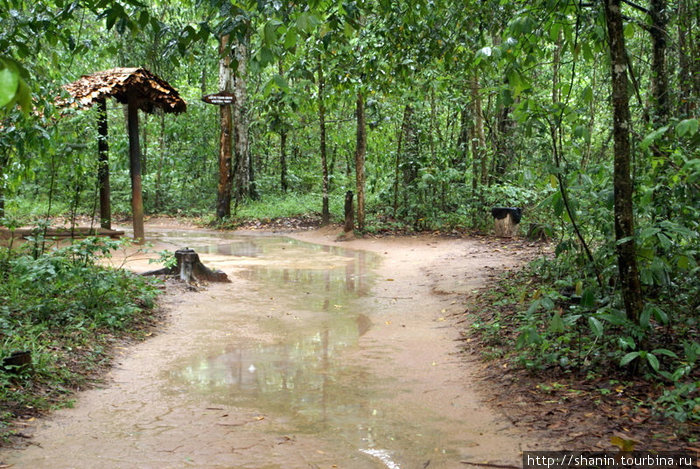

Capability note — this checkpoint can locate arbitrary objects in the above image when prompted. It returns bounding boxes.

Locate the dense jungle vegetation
[0,0,698,429]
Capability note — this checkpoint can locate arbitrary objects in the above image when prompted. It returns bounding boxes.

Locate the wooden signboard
[202,92,235,105]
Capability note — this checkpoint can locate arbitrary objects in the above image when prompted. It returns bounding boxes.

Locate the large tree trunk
[318,56,330,224]
[604,0,644,324]
[216,34,233,220]
[233,36,250,205]
[354,92,367,232]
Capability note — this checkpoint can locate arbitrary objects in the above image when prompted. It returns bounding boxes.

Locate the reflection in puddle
[147,232,460,467]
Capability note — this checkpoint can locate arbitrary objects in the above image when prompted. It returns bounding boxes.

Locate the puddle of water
[146,232,463,467]
[4,231,515,468]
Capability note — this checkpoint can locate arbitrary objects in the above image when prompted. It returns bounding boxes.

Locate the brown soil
[1,219,694,468]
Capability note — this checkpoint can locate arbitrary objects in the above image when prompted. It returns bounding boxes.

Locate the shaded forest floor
[450,238,698,454]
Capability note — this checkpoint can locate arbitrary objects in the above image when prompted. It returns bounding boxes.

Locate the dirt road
[1,224,542,468]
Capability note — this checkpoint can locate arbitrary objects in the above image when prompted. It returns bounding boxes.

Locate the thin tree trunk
[280,131,288,192]
[650,0,670,123]
[456,105,469,168]
[0,151,7,219]
[216,34,233,219]
[605,0,644,324]
[470,73,485,200]
[355,92,367,232]
[278,60,288,193]
[318,56,330,224]
[233,35,250,204]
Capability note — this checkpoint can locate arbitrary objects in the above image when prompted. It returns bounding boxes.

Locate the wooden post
[127,95,145,244]
[97,98,111,229]
[344,190,354,233]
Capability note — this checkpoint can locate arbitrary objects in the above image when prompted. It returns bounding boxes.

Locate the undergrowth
[0,235,161,441]
[468,257,699,424]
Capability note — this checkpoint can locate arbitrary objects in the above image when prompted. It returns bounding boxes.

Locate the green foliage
[0,237,161,429]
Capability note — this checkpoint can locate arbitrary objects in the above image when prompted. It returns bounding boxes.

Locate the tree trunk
[280,130,288,192]
[604,0,644,324]
[278,60,288,193]
[318,56,330,224]
[649,0,669,124]
[97,98,111,229]
[0,151,7,219]
[470,73,486,203]
[127,95,145,244]
[216,34,233,220]
[455,105,469,168]
[344,190,354,233]
[677,0,699,115]
[677,0,691,116]
[393,105,407,215]
[354,92,367,232]
[155,112,165,212]
[233,36,250,205]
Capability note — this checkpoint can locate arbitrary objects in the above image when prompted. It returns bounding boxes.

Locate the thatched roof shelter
[62,67,186,114]
[61,68,187,243]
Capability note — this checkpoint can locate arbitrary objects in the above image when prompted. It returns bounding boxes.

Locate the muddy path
[1,225,544,468]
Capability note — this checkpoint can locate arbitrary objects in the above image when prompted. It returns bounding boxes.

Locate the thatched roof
[62,67,186,114]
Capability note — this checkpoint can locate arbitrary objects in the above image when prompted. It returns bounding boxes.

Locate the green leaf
[581,288,595,308]
[650,305,669,324]
[620,351,640,366]
[652,348,678,359]
[588,316,604,338]
[675,118,699,137]
[549,22,561,42]
[284,29,297,49]
[646,353,660,372]
[640,307,651,328]
[640,125,669,150]
[549,312,565,333]
[106,7,119,30]
[15,76,31,113]
[0,60,20,108]
[272,74,288,90]
[264,21,278,45]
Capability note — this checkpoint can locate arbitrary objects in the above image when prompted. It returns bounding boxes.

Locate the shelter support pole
[127,97,145,243]
[97,98,111,229]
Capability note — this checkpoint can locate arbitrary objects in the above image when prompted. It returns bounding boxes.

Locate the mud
[1,225,543,468]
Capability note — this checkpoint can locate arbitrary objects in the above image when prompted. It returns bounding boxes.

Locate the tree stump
[491,207,522,238]
[2,351,32,374]
[143,248,230,283]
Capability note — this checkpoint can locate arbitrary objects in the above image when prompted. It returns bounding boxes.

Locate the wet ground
[1,228,537,468]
